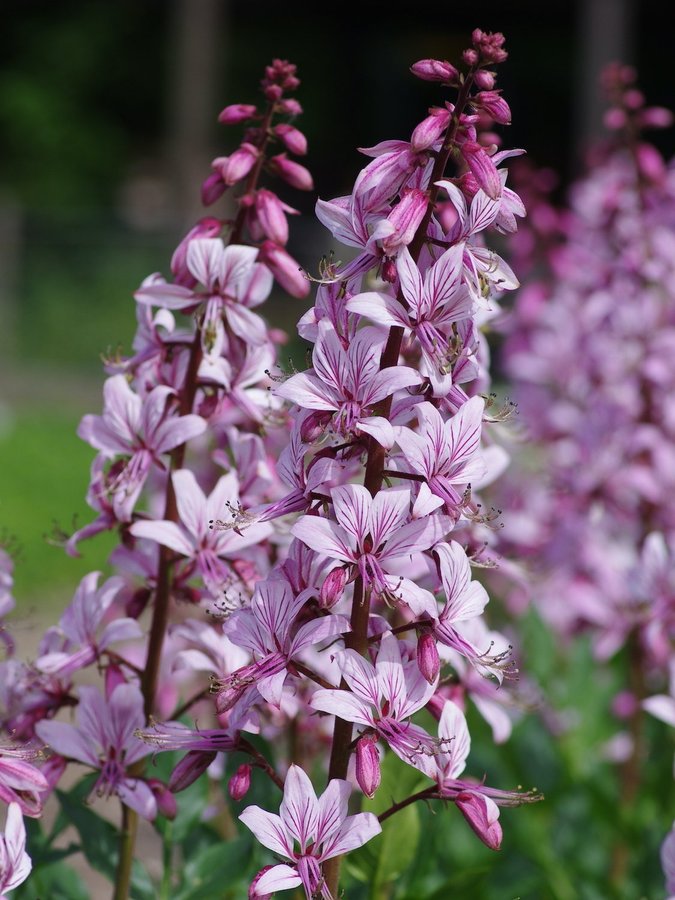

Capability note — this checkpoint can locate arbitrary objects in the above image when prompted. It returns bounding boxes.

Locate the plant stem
[322,68,477,900]
[113,804,138,900]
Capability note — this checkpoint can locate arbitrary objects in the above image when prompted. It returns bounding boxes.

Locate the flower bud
[279,98,303,116]
[455,791,502,850]
[228,763,252,801]
[417,631,440,684]
[148,778,178,819]
[218,103,257,125]
[169,750,217,793]
[201,171,226,206]
[381,258,397,283]
[636,142,666,182]
[221,143,259,186]
[274,123,308,155]
[355,735,381,798]
[256,189,293,245]
[462,48,479,66]
[624,88,644,110]
[411,108,451,152]
[320,567,347,608]
[474,69,496,90]
[410,59,459,83]
[258,240,310,298]
[640,106,674,129]
[375,188,429,255]
[270,154,314,191]
[475,91,511,125]
[603,107,627,131]
[460,141,502,200]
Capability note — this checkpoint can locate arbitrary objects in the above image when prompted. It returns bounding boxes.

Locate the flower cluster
[490,64,675,889]
[0,37,539,899]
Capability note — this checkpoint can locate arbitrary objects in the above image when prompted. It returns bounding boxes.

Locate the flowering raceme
[0,40,540,899]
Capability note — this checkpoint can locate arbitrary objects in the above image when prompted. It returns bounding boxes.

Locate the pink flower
[311,632,437,774]
[130,469,272,598]
[78,376,206,521]
[292,484,448,611]
[35,684,157,819]
[394,397,487,513]
[276,321,422,447]
[240,764,381,899]
[0,803,32,897]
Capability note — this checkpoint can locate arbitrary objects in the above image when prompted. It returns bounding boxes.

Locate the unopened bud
[455,791,502,850]
[274,123,308,155]
[218,103,257,125]
[148,778,177,819]
[640,106,674,129]
[171,217,222,286]
[320,567,347,608]
[279,98,303,116]
[475,91,511,125]
[259,241,310,298]
[462,48,479,66]
[417,631,440,684]
[221,143,259,186]
[256,189,293,245]
[228,763,252,801]
[604,107,627,130]
[461,141,502,199]
[636,142,666,182]
[411,108,451,152]
[169,750,217,793]
[201,171,226,206]
[355,735,381,798]
[270,154,314,191]
[474,69,496,90]
[381,258,398,283]
[410,59,459,83]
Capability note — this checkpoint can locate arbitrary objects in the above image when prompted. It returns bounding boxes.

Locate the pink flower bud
[171,217,222,286]
[169,750,217,793]
[462,48,479,66]
[381,258,397,283]
[417,631,440,684]
[221,143,259,186]
[603,107,627,130]
[255,189,293,245]
[612,690,639,720]
[274,123,308,155]
[461,141,502,199]
[279,98,303,116]
[624,88,644,110]
[320,567,347,608]
[411,109,451,152]
[474,69,496,90]
[455,791,502,850]
[640,106,674,128]
[264,84,283,101]
[472,29,508,65]
[636,142,666,182]
[228,763,252,801]
[258,240,310,298]
[410,59,459,83]
[218,103,257,125]
[377,187,429,255]
[355,735,381,798]
[270,154,314,191]
[201,171,226,206]
[148,779,178,819]
[475,91,511,125]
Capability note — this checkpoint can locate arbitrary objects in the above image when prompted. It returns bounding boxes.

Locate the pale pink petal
[118,778,157,820]
[346,291,408,328]
[239,807,293,858]
[356,416,396,449]
[275,372,341,411]
[332,484,371,544]
[279,765,319,850]
[319,811,381,859]
[172,469,207,540]
[310,689,374,727]
[396,246,424,310]
[129,520,194,557]
[153,414,207,455]
[438,700,470,778]
[291,516,353,562]
[369,488,410,549]
[254,864,302,895]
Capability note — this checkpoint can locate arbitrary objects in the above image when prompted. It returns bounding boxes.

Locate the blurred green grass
[0,405,116,606]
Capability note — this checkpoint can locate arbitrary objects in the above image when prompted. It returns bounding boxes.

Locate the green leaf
[345,752,426,898]
[174,837,254,900]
